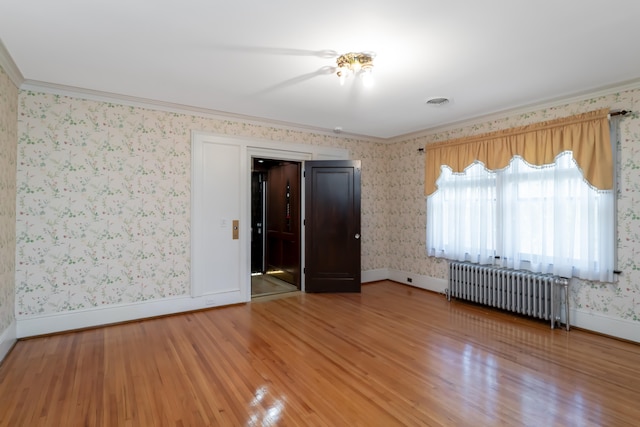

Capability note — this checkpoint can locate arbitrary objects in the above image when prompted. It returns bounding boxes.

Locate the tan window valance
[424,108,612,196]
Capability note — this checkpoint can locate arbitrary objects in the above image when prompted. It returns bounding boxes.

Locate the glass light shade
[361,68,374,87]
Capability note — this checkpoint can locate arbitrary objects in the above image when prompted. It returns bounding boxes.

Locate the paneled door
[304,160,361,293]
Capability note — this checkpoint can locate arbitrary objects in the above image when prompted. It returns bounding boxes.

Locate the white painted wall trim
[14,269,640,343]
[15,268,383,339]
[17,77,640,145]
[8,269,392,339]
[362,268,449,294]
[0,321,17,364]
[571,308,640,344]
[19,80,383,143]
[384,269,640,343]
[0,39,24,87]
[192,131,349,302]
[388,269,448,294]
[391,78,640,143]
[15,291,242,338]
[362,268,389,283]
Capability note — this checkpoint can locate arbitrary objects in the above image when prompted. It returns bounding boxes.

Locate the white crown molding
[9,48,638,146]
[392,78,640,144]
[19,79,384,144]
[0,39,24,87]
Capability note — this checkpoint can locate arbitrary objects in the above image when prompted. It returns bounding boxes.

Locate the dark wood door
[305,160,361,293]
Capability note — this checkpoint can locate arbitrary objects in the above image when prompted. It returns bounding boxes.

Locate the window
[426,152,615,282]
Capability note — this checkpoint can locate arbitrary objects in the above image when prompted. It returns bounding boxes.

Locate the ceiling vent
[426,97,450,106]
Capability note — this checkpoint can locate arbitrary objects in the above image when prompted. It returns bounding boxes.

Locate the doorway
[191,132,350,306]
[251,158,301,298]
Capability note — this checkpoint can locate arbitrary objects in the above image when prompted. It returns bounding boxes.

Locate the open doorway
[251,158,301,298]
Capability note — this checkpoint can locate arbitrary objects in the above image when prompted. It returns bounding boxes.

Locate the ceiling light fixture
[336,52,375,87]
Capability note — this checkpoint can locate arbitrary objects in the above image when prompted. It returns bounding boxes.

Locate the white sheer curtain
[427,152,615,282]
[426,162,497,264]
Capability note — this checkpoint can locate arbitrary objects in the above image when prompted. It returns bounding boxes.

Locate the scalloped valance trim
[424,108,611,196]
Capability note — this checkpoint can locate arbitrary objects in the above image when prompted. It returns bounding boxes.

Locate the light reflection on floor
[443,309,600,426]
[246,385,286,427]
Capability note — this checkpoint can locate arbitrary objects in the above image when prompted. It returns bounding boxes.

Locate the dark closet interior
[251,158,301,292]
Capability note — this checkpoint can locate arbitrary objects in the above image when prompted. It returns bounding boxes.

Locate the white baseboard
[14,271,640,344]
[16,290,245,338]
[362,268,389,283]
[571,308,640,343]
[384,269,640,344]
[0,320,17,364]
[13,270,406,337]
[362,267,449,294]
[388,269,448,294]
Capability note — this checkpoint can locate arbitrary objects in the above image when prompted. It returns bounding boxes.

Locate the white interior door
[191,135,245,305]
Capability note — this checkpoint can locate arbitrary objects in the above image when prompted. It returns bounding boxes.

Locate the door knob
[355,233,360,239]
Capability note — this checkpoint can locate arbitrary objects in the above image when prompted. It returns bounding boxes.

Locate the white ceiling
[2,1,640,139]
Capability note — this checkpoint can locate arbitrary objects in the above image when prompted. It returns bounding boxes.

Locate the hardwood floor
[1,281,640,426]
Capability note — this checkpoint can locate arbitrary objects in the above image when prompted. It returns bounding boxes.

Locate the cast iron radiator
[447,261,569,330]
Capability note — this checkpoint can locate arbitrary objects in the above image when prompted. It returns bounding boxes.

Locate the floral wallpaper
[15,91,388,317]
[0,65,18,333]
[388,88,640,324]
[14,82,640,331]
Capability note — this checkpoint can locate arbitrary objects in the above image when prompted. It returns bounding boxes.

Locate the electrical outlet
[407,277,413,283]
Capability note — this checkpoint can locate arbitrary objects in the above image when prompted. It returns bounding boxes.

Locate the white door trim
[192,131,348,303]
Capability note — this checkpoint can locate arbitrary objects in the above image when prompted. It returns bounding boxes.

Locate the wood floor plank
[1,281,640,426]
